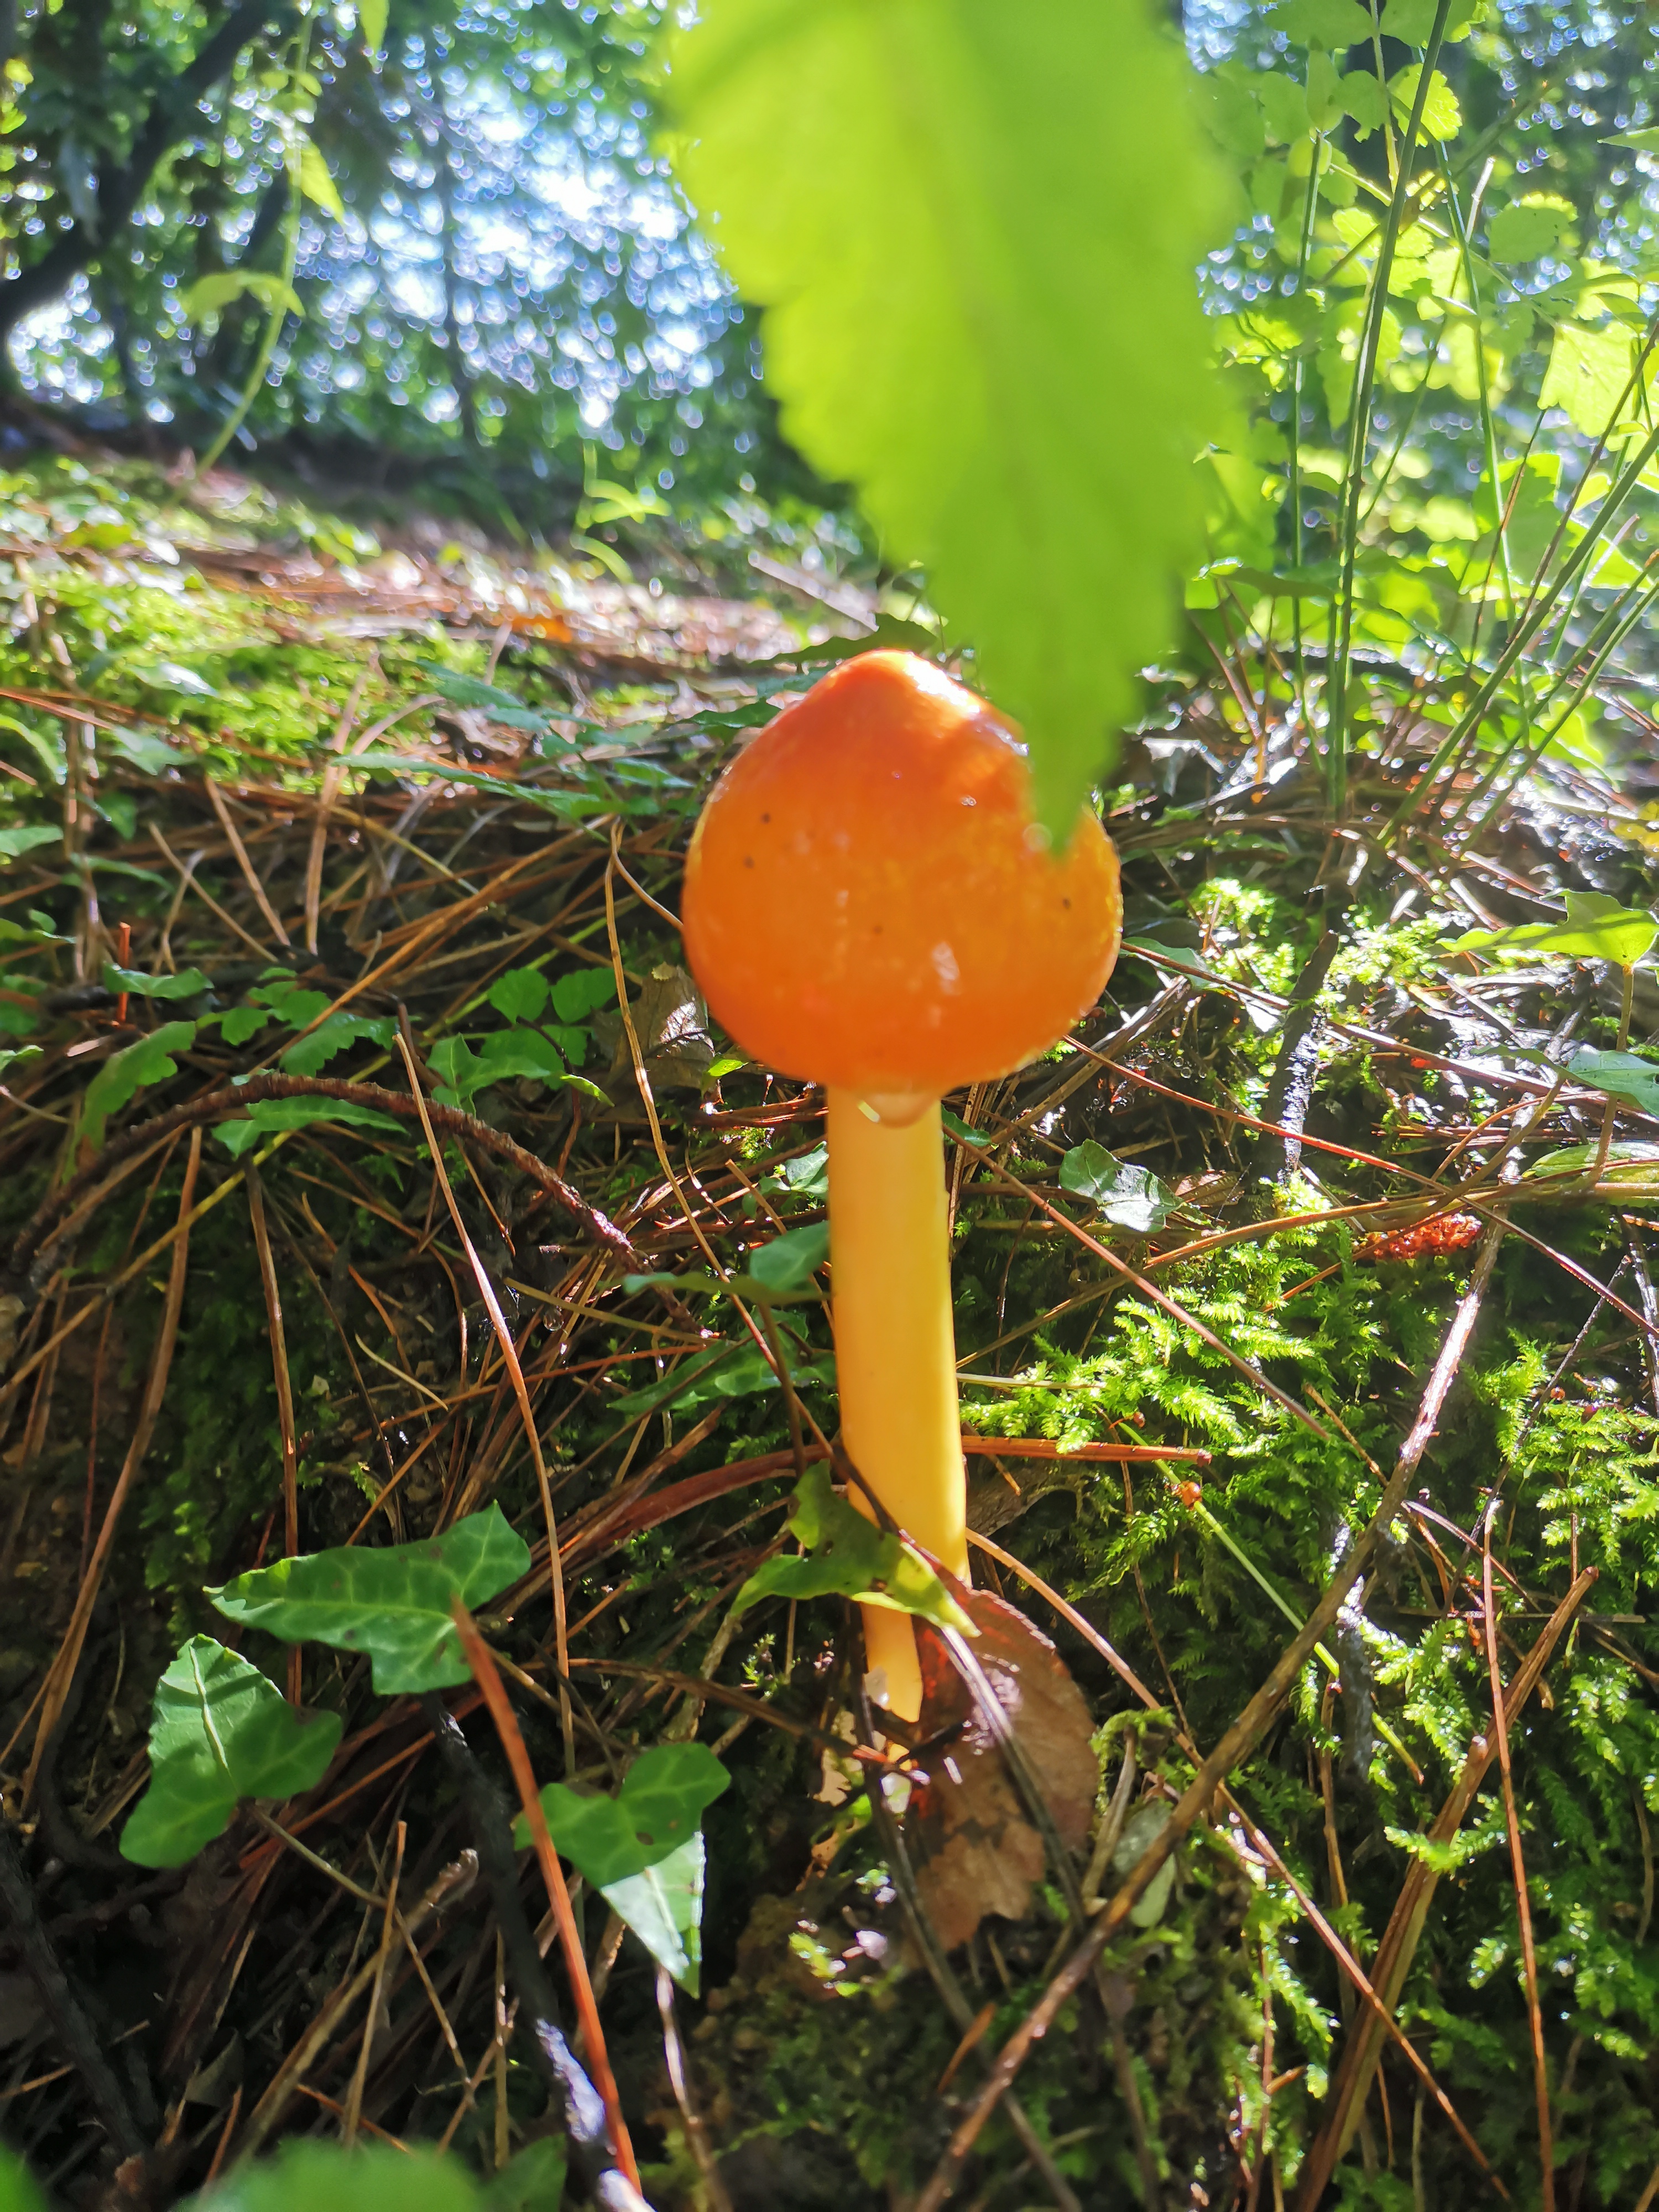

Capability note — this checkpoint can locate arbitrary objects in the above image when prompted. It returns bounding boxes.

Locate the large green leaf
[732,1462,975,1632]
[513,1746,728,1992]
[119,1637,342,1868]
[1568,1050,1659,1116]
[81,1021,196,1149]
[191,2141,477,2212]
[1449,893,1658,970]
[208,1507,532,1694]
[666,0,1225,834]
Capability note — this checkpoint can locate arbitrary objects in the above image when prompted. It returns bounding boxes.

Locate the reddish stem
[449,1599,640,2193]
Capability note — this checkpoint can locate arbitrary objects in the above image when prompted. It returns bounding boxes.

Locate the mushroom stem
[827,1087,968,1721]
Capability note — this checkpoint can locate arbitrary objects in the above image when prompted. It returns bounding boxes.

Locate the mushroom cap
[681,651,1121,1095]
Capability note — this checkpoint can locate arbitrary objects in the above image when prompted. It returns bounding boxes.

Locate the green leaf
[513,1745,730,1995]
[279,1013,395,1076]
[481,2140,565,2212]
[103,964,209,1000]
[1486,194,1573,264]
[81,1021,196,1149]
[220,1005,272,1046]
[215,1097,402,1157]
[0,1046,42,1081]
[666,0,1226,837]
[119,1637,342,1868]
[0,2147,47,2212]
[747,1222,830,1296]
[602,1837,709,1993]
[1339,68,1388,136]
[1378,0,1485,37]
[1525,1140,1659,1201]
[1059,1141,1174,1233]
[1266,0,1374,45]
[189,2141,477,2212]
[550,967,618,1022]
[1449,891,1657,969]
[208,1506,532,1694]
[760,1141,828,1202]
[609,1339,835,1417]
[1113,1802,1177,1927]
[475,1030,566,1084]
[1389,62,1460,138]
[514,1743,729,1881]
[296,139,345,223]
[0,824,59,860]
[416,664,549,731]
[358,0,388,53]
[1539,320,1636,437]
[488,967,551,1024]
[181,271,304,322]
[732,1462,975,1632]
[1567,1050,1659,1115]
[1606,126,1659,155]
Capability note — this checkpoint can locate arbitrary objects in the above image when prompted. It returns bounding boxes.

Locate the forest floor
[1,440,1657,2212]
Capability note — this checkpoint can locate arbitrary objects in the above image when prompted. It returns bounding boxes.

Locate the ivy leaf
[513,1745,729,1993]
[187,2140,478,2212]
[1449,892,1658,969]
[119,1637,342,1868]
[732,1462,975,1632]
[487,967,550,1024]
[0,824,60,860]
[102,964,210,1000]
[81,1020,195,1149]
[746,1222,830,1297]
[601,1839,709,1994]
[215,1096,401,1157]
[760,1141,828,1203]
[208,1506,532,1694]
[666,0,1226,837]
[1567,1050,1659,1115]
[513,1744,729,1881]
[1059,1141,1174,1232]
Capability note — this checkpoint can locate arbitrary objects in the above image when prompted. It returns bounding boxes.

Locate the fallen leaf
[906,1588,1096,1950]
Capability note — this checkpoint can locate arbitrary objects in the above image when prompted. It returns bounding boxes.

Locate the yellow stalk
[826,1087,968,1720]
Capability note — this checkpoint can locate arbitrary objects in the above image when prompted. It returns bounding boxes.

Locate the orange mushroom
[682,651,1122,1718]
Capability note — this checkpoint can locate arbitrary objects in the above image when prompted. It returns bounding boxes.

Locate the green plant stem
[1325,0,1454,817]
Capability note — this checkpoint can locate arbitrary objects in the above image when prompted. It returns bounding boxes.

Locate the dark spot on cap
[1063,898,1071,909]
[743,855,755,868]
[760,811,771,823]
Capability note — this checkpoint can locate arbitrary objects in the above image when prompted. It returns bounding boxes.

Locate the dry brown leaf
[906,1588,1097,1950]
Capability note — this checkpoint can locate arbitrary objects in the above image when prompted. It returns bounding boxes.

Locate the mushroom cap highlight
[681,651,1122,1097]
